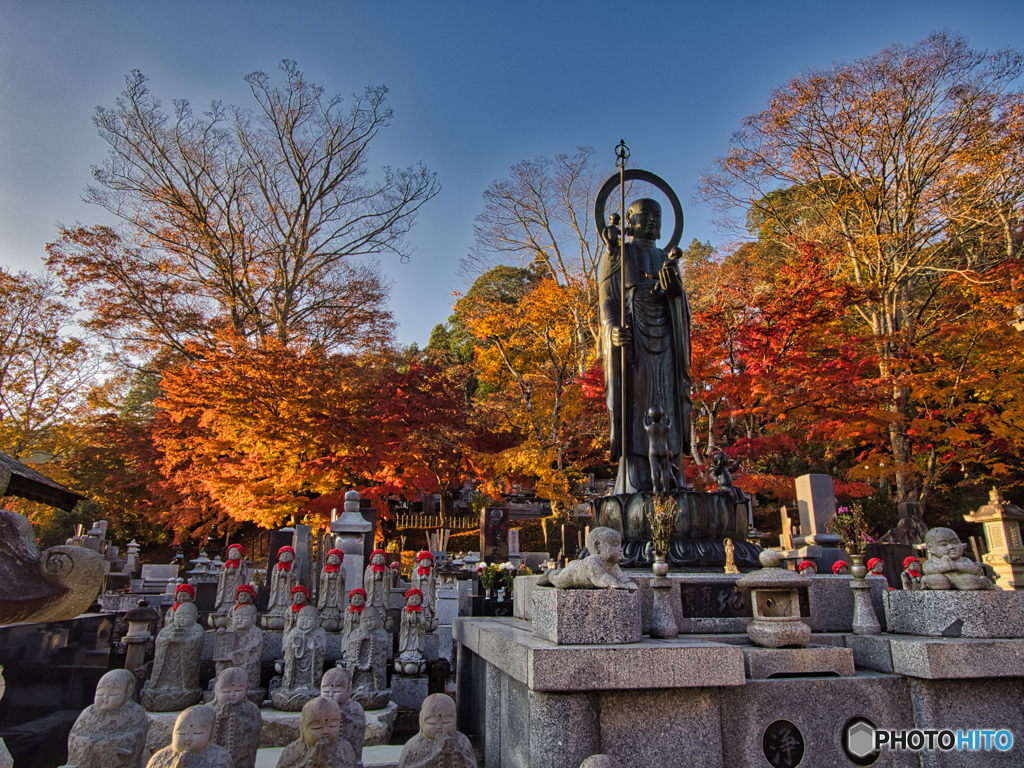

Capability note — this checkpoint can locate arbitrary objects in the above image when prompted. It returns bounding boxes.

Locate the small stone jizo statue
[166,582,195,625]
[832,561,851,576]
[142,601,205,711]
[797,560,816,576]
[275,697,357,768]
[345,595,391,711]
[286,585,312,634]
[723,538,739,575]
[410,551,436,623]
[210,668,261,768]
[536,527,637,590]
[146,705,230,768]
[901,556,923,591]
[265,545,298,630]
[318,549,346,632]
[320,667,366,765]
[363,550,390,613]
[273,605,327,711]
[867,558,884,576]
[65,669,148,768]
[211,544,248,630]
[395,588,436,676]
[397,693,476,768]
[921,527,994,590]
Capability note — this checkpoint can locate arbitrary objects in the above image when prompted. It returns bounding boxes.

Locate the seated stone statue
[536,527,637,590]
[210,668,261,768]
[320,667,366,766]
[275,697,357,768]
[921,527,994,590]
[395,589,437,676]
[146,705,230,768]
[272,605,327,711]
[580,757,623,768]
[142,601,205,711]
[397,694,476,768]
[65,669,148,768]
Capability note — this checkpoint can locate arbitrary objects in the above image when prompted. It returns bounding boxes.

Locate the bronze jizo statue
[598,192,691,494]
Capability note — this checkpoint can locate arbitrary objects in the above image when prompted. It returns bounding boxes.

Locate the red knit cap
[797,560,816,572]
[832,561,850,574]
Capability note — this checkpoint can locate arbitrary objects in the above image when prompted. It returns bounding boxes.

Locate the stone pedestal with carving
[531,587,641,645]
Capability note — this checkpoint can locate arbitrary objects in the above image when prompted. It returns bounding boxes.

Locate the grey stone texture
[742,644,855,679]
[885,590,1024,638]
[890,636,1024,679]
[210,699,261,768]
[720,673,919,768]
[512,575,543,621]
[274,698,357,768]
[908,677,1024,767]
[453,617,745,692]
[391,674,429,710]
[845,633,896,673]
[531,587,641,645]
[363,701,399,747]
[142,604,205,711]
[806,574,888,632]
[396,694,476,768]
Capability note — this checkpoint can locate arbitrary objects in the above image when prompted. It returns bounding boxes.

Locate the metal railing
[394,514,477,530]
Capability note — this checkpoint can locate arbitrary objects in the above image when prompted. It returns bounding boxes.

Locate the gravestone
[793,475,840,547]
[141,565,180,582]
[508,530,520,564]
[294,523,313,590]
[480,508,509,564]
[561,524,578,561]
[360,503,377,567]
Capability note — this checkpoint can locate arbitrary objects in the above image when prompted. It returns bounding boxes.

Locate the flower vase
[653,552,670,578]
[850,553,868,580]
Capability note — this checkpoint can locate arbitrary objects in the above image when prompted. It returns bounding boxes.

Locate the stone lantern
[187,551,216,583]
[123,599,159,672]
[736,550,811,648]
[330,490,373,608]
[964,487,1024,590]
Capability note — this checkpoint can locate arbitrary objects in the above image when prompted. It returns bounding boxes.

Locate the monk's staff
[615,140,630,476]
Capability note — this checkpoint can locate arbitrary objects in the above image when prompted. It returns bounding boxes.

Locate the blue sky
[2,0,1022,347]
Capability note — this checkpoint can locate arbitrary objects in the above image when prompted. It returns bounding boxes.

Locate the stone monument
[920,527,994,590]
[318,549,346,631]
[211,543,248,630]
[396,694,476,768]
[792,474,840,547]
[65,669,148,768]
[210,668,261,768]
[265,545,298,630]
[146,705,230,768]
[272,605,327,711]
[963,487,1024,590]
[320,667,366,766]
[142,601,205,711]
[330,492,374,613]
[275,697,357,768]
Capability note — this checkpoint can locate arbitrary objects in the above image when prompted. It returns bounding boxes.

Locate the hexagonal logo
[843,717,881,766]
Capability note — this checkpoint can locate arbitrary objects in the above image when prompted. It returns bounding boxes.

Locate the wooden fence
[394,514,477,531]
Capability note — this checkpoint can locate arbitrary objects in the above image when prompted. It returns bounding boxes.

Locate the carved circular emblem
[593,168,684,253]
[762,719,805,768]
[843,716,880,765]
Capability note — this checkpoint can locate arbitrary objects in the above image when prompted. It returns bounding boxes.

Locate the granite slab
[885,590,1024,638]
[742,644,855,679]
[454,616,746,691]
[890,636,1024,679]
[391,674,429,710]
[531,587,641,645]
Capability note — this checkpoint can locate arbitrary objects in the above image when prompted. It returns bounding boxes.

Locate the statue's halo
[594,168,684,253]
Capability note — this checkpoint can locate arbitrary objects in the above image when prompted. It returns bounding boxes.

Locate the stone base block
[845,634,895,673]
[720,673,919,768]
[885,590,1024,638]
[513,575,543,621]
[391,674,429,710]
[531,587,641,645]
[742,644,855,679]
[890,636,1024,679]
[364,701,399,746]
[258,709,302,747]
[908,677,1024,767]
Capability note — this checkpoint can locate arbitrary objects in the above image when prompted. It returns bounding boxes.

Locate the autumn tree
[0,269,98,460]
[702,32,1024,502]
[47,61,438,362]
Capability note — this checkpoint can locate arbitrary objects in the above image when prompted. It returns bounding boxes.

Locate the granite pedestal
[884,590,1024,638]
[391,674,429,710]
[531,587,641,645]
[741,644,855,679]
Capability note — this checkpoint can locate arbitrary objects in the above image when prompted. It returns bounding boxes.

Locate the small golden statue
[723,538,740,575]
